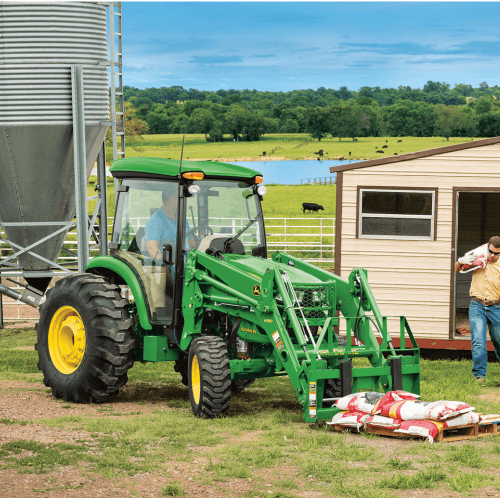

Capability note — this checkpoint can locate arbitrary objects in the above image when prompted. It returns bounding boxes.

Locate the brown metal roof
[329,136,500,173]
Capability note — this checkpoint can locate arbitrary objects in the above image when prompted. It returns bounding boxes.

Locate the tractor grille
[294,283,335,319]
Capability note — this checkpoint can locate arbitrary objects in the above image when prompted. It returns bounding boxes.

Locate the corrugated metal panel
[339,143,500,339]
[0,2,109,124]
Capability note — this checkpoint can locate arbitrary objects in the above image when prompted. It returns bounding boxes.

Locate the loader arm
[180,249,420,422]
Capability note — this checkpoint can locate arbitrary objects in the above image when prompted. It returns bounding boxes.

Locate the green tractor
[35,158,420,422]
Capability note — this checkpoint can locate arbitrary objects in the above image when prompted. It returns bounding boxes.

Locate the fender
[86,255,153,331]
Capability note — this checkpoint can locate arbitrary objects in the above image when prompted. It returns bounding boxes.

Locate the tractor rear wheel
[188,336,231,418]
[35,274,135,403]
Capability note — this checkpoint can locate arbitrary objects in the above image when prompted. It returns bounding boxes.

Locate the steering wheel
[186,225,213,240]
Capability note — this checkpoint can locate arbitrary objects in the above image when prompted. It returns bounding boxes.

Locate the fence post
[284,218,287,253]
[0,289,3,329]
[320,218,323,260]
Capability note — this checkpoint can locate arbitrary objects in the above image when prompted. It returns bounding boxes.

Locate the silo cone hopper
[0,2,112,297]
[0,124,107,273]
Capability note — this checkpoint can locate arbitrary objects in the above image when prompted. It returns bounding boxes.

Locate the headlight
[188,184,201,195]
[257,186,267,196]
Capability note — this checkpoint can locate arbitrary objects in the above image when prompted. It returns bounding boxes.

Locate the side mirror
[162,244,173,265]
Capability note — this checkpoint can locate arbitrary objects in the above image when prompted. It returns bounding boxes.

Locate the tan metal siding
[339,143,500,339]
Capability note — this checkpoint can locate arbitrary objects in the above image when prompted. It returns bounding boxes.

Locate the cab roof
[110,157,262,181]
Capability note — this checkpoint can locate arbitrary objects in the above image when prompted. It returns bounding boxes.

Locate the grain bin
[0,2,110,281]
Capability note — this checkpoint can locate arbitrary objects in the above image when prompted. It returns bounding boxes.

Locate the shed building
[330,137,500,351]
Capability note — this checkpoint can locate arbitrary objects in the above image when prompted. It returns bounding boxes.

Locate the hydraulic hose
[226,317,241,351]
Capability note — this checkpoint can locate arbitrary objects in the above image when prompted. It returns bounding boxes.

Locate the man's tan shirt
[469,259,500,301]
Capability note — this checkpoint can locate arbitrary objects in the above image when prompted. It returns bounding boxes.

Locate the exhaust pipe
[0,283,43,308]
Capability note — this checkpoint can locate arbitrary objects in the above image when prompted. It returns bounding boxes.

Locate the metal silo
[0,2,120,301]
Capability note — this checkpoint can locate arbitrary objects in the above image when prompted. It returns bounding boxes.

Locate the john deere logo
[252,285,261,296]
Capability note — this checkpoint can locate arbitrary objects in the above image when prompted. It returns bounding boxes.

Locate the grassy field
[1,327,500,497]
[110,134,481,163]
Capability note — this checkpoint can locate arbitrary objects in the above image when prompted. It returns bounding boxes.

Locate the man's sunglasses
[488,248,500,256]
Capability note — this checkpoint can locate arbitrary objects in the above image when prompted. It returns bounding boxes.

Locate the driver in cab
[145,184,196,263]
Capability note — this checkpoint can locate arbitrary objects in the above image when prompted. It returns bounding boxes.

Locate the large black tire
[231,378,256,393]
[188,337,231,418]
[35,273,135,403]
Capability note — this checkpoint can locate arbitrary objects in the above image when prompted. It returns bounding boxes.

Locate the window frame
[357,186,438,241]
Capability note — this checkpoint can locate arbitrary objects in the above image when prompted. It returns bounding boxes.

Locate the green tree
[189,108,215,141]
[225,105,248,141]
[476,98,492,114]
[305,107,330,141]
[280,118,300,133]
[434,104,459,140]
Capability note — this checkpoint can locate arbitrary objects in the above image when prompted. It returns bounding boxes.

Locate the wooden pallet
[478,414,500,436]
[331,414,500,442]
[365,423,478,442]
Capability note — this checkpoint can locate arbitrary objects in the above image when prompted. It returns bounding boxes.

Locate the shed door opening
[455,191,500,338]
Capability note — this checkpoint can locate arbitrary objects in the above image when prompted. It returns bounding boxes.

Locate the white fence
[0,217,335,321]
[1,217,335,262]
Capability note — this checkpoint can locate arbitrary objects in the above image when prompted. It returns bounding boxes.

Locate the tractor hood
[225,255,323,284]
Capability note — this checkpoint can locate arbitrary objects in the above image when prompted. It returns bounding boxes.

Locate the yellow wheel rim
[48,306,86,374]
[191,354,201,404]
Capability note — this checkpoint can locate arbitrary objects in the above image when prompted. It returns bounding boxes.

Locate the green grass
[378,468,447,489]
[2,324,500,497]
[161,481,185,497]
[114,134,479,163]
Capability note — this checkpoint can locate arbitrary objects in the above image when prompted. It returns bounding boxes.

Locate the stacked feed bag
[328,390,480,443]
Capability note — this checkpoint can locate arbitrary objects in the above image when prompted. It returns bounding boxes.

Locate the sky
[122,1,500,93]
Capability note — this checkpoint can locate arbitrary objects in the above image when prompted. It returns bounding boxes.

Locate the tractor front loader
[30,157,420,422]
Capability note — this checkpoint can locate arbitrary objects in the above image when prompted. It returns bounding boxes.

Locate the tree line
[122,81,500,141]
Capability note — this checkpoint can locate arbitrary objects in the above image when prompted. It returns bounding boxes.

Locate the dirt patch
[3,321,37,330]
[478,387,500,404]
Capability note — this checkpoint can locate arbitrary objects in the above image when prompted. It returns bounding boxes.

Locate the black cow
[382,145,388,149]
[302,202,324,213]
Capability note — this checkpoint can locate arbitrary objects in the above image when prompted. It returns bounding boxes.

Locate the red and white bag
[442,411,480,428]
[421,401,475,421]
[366,415,401,429]
[378,400,430,420]
[328,411,370,431]
[336,392,384,414]
[394,420,445,444]
[371,390,420,414]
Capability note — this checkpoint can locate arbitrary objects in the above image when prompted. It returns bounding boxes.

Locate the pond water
[93,159,357,185]
[227,159,357,185]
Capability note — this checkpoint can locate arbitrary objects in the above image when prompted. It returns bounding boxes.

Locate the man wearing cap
[145,184,193,262]
[456,235,500,383]
[143,184,194,319]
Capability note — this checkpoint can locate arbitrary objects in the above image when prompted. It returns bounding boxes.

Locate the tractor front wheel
[188,337,231,418]
[35,273,135,403]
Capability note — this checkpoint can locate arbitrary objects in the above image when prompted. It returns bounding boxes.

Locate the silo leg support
[390,357,403,391]
[340,359,353,396]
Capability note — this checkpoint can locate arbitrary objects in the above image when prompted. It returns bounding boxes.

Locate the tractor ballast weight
[27,158,420,422]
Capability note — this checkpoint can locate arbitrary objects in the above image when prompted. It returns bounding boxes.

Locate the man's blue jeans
[469,299,500,378]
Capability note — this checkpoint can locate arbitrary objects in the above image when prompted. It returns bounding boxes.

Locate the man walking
[456,236,500,383]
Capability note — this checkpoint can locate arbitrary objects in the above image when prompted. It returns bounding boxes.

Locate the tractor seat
[197,234,245,255]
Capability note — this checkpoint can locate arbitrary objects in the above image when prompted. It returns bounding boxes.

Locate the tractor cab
[109,158,267,325]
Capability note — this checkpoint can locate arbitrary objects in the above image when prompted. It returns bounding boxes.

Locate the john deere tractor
[35,158,420,422]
